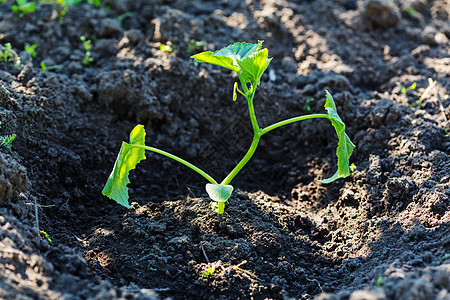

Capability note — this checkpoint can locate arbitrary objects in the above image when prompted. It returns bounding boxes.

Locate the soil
[0,0,449,299]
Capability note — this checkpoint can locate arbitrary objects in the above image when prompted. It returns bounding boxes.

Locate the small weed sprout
[159,42,175,53]
[201,265,216,282]
[87,0,101,7]
[40,62,63,72]
[376,276,383,287]
[438,254,450,261]
[103,41,355,214]
[0,134,16,148]
[11,0,36,17]
[39,230,52,245]
[302,97,315,112]
[0,43,21,67]
[25,43,38,58]
[401,82,417,95]
[117,11,134,24]
[80,36,94,66]
[187,39,207,54]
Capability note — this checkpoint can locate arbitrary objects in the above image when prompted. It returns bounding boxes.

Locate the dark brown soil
[1,0,449,299]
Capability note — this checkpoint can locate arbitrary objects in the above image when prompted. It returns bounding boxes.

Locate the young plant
[102,41,355,214]
[87,0,101,7]
[0,134,16,148]
[0,43,21,67]
[11,0,36,17]
[25,43,38,58]
[80,35,94,66]
[201,265,216,282]
[159,42,175,53]
[401,81,417,94]
[40,62,63,71]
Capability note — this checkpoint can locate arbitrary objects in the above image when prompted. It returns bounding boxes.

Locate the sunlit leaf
[191,41,262,72]
[102,125,146,208]
[237,48,272,84]
[317,91,355,184]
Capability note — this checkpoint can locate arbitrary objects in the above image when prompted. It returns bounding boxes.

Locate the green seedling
[350,163,357,175]
[0,134,16,148]
[187,39,207,54]
[39,230,52,245]
[102,41,355,214]
[401,82,417,95]
[40,62,63,71]
[159,42,174,53]
[25,43,38,58]
[80,35,94,66]
[117,11,134,24]
[438,254,450,261]
[0,43,21,67]
[11,0,36,17]
[376,276,383,287]
[201,265,216,282]
[403,6,417,17]
[87,0,101,7]
[302,97,315,112]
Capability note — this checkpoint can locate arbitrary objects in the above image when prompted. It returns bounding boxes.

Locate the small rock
[124,29,144,45]
[94,39,118,56]
[349,288,386,300]
[363,0,401,29]
[281,57,298,73]
[97,18,122,38]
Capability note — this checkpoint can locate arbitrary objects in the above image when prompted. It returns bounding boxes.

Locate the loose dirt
[0,0,449,299]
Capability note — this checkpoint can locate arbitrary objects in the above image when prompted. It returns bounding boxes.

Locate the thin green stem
[131,144,218,185]
[221,135,260,185]
[218,202,225,214]
[247,86,260,135]
[261,114,329,136]
[221,81,262,185]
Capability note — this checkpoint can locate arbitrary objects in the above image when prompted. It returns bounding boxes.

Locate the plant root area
[0,0,449,299]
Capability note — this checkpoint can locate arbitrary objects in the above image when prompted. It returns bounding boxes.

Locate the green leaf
[102,125,147,208]
[191,41,262,72]
[237,48,272,84]
[206,184,233,202]
[317,91,355,184]
[191,51,237,71]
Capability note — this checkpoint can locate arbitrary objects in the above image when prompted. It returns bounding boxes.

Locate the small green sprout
[24,43,38,58]
[376,276,383,287]
[117,11,134,24]
[403,6,417,17]
[159,42,175,53]
[0,134,16,148]
[11,0,36,17]
[302,97,315,112]
[201,265,216,282]
[401,82,417,95]
[87,0,101,7]
[187,39,207,54]
[0,43,21,67]
[39,230,52,245]
[438,254,450,261]
[80,35,94,66]
[350,163,357,175]
[40,62,64,72]
[102,41,355,214]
